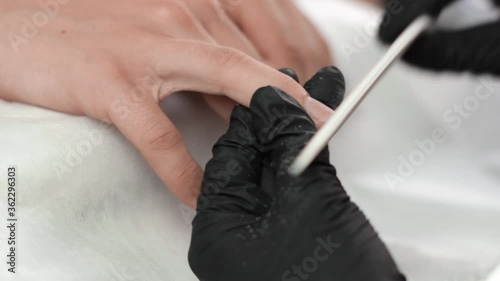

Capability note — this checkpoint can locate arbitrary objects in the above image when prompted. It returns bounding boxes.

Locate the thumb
[249,66,345,176]
[304,66,345,111]
[279,66,345,110]
[197,105,270,215]
[249,86,315,176]
[108,94,203,208]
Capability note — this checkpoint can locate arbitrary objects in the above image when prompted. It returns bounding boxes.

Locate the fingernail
[304,97,334,126]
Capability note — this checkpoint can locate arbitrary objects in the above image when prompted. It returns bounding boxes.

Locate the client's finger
[110,94,202,208]
[151,40,333,126]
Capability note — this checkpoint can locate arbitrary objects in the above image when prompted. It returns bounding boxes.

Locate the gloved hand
[188,66,406,281]
[378,0,500,75]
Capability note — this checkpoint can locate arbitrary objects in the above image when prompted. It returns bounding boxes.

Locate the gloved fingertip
[250,86,316,148]
[304,66,345,110]
[278,68,300,83]
[249,86,317,175]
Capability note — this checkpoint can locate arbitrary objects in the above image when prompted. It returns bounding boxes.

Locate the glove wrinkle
[190,67,406,281]
[197,105,271,215]
[250,86,318,174]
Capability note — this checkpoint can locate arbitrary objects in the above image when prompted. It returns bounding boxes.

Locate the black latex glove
[378,0,500,75]
[188,66,406,281]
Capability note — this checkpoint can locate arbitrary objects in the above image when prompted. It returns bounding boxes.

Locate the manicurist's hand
[189,67,406,281]
[0,0,334,208]
[378,0,500,75]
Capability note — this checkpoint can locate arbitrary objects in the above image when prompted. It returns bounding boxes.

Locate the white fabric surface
[1,0,499,280]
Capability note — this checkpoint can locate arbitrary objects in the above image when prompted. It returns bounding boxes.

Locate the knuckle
[212,48,252,93]
[198,0,220,10]
[220,0,248,13]
[206,0,227,21]
[150,5,172,20]
[281,42,302,63]
[173,157,199,183]
[173,4,197,26]
[281,76,307,101]
[172,7,194,26]
[150,3,194,26]
[208,0,236,28]
[145,124,183,152]
[215,47,250,69]
[274,32,300,54]
[88,53,123,81]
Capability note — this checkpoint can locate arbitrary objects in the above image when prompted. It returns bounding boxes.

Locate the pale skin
[0,0,339,208]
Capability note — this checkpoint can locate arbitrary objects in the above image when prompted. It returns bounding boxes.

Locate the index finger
[108,91,203,208]
[150,40,333,126]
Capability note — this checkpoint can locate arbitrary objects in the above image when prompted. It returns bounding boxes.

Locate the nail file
[289,15,434,176]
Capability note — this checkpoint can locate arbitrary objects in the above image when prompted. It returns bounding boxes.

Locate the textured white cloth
[1,0,499,280]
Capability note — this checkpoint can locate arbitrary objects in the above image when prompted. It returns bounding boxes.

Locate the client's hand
[378,0,500,75]
[0,0,333,208]
[188,66,406,281]
[221,0,333,81]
